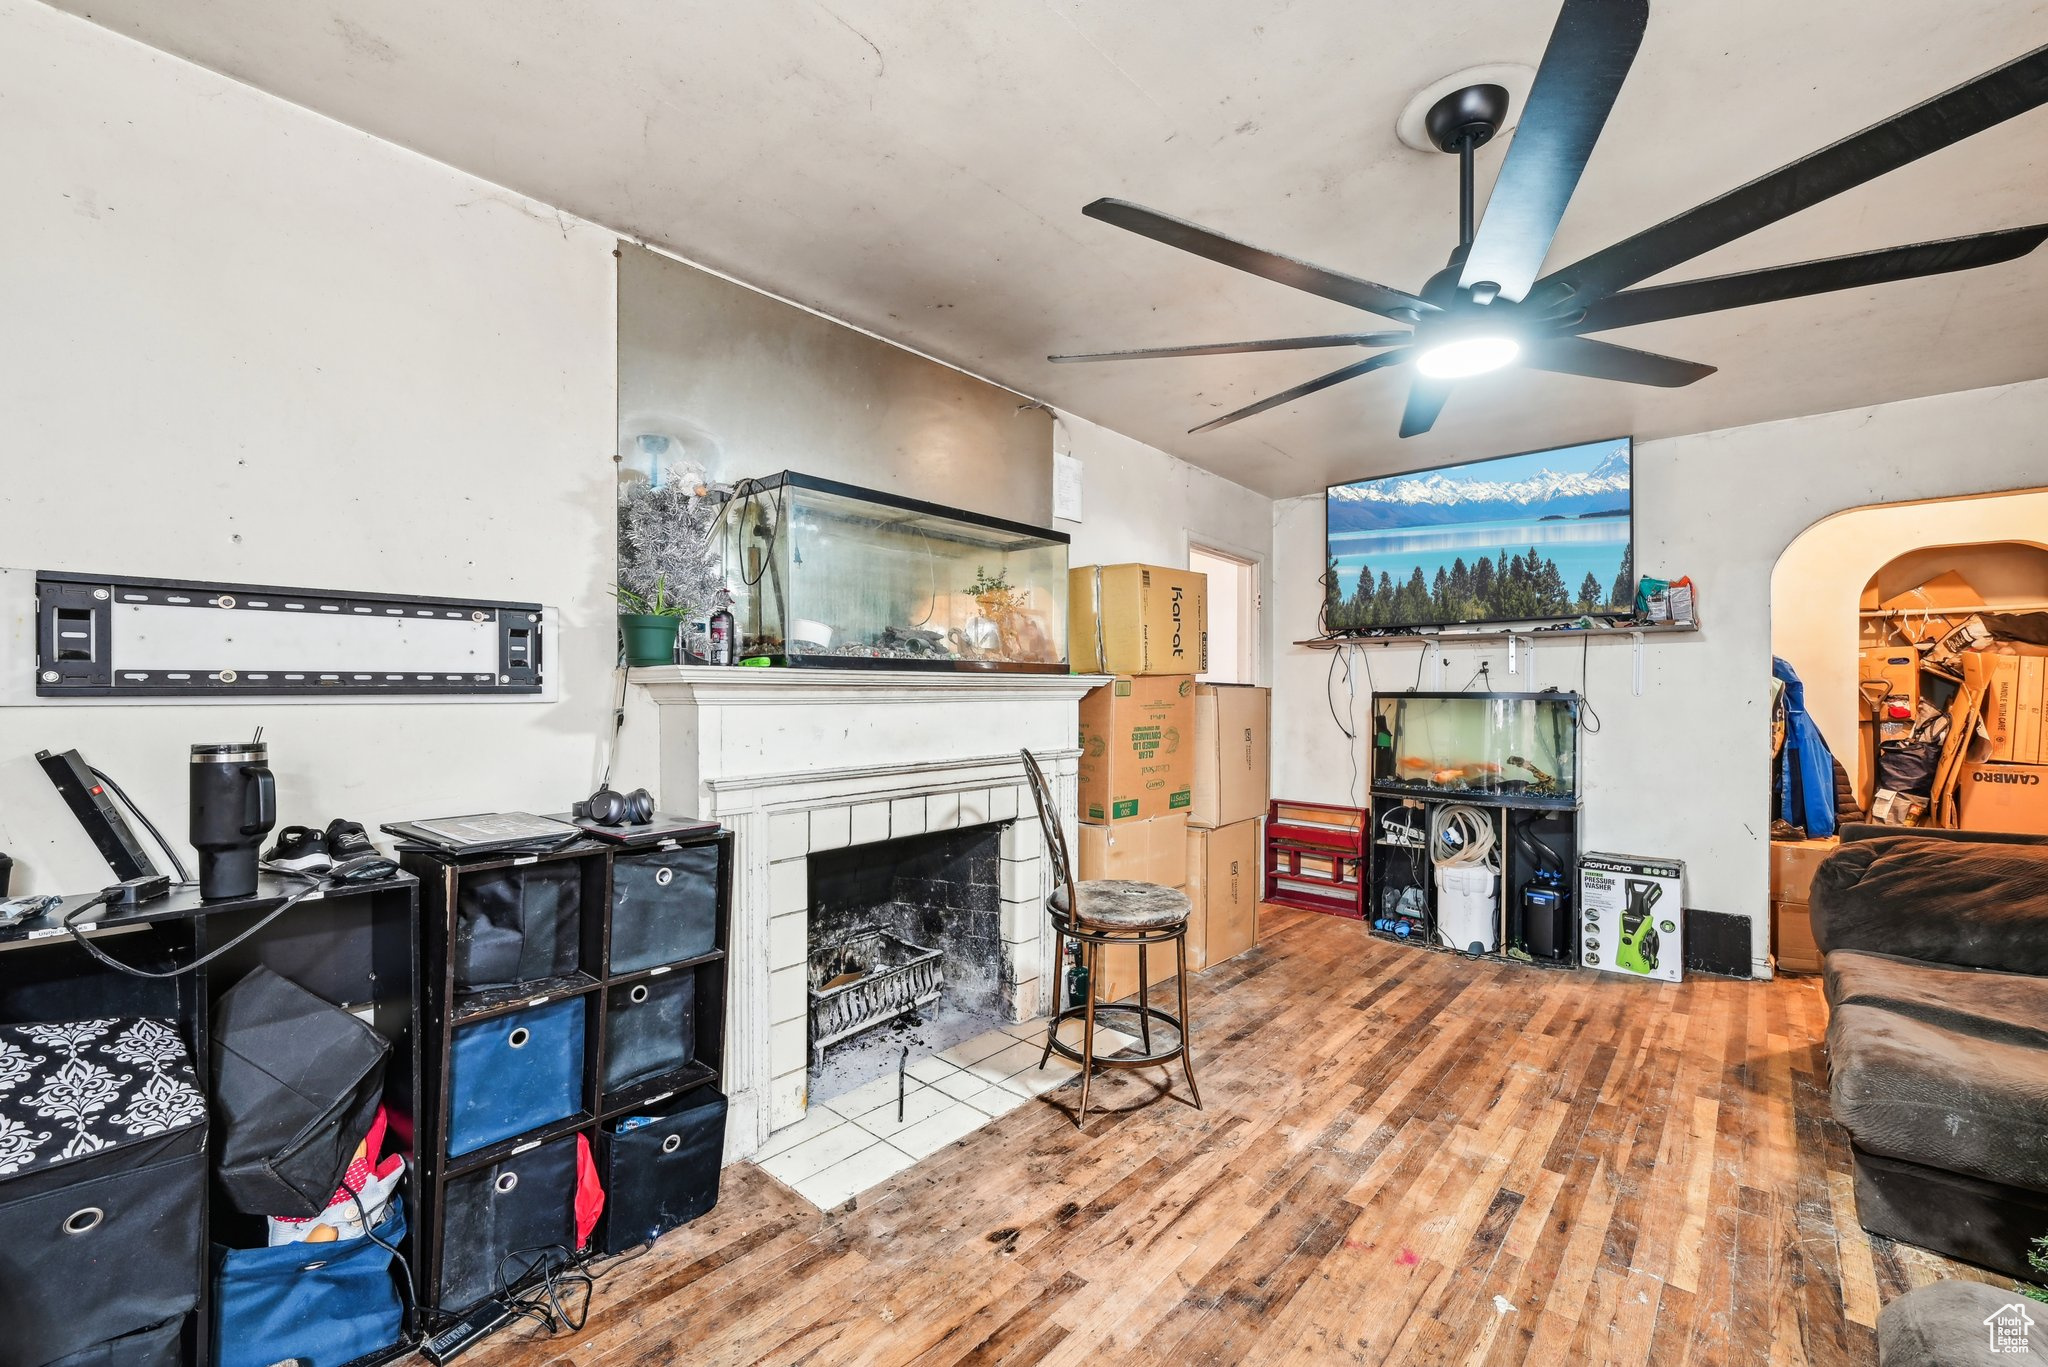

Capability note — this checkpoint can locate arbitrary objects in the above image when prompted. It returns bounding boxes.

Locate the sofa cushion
[1829,1002,2048,1192]
[1877,1280,2038,1366]
[1811,836,2048,973]
[1825,950,2048,1051]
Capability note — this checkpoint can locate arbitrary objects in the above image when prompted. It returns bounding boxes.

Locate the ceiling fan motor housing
[1423,84,1512,153]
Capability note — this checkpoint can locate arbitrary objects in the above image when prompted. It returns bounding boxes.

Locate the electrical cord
[87,764,192,885]
[1578,635,1604,733]
[494,1245,594,1336]
[346,1182,417,1329]
[61,866,331,979]
[598,664,630,789]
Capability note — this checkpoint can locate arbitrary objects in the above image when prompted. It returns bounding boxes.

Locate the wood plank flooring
[470,906,2007,1367]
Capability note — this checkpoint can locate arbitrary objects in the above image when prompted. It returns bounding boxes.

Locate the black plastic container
[189,741,275,900]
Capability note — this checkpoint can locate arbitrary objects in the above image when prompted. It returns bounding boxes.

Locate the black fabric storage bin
[455,862,583,991]
[0,1019,208,1367]
[212,968,390,1216]
[609,844,719,974]
[598,1090,726,1255]
[43,1315,186,1367]
[437,1135,578,1313]
[602,975,695,1093]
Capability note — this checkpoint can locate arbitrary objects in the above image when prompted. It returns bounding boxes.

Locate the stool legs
[1077,939,1100,1129]
[1137,942,1152,1053]
[1176,930,1202,1110]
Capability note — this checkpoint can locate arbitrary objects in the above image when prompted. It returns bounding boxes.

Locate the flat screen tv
[1324,436,1633,631]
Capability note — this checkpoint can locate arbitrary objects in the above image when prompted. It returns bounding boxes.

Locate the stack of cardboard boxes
[1966,653,2048,834]
[1768,837,1833,975]
[1068,564,1270,1002]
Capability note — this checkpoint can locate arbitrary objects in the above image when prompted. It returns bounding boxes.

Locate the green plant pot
[619,613,681,667]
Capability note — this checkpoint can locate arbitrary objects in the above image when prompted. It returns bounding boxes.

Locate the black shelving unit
[1367,689,1585,966]
[401,824,732,1324]
[0,872,424,1367]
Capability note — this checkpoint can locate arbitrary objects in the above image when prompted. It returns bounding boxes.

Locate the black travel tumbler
[190,741,276,900]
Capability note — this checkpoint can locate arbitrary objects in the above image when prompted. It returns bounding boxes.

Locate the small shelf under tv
[1294,621,1698,651]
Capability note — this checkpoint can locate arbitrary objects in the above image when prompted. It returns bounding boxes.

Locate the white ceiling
[49,0,2048,497]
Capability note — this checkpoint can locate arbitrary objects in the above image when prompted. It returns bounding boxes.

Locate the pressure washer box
[1578,852,1685,984]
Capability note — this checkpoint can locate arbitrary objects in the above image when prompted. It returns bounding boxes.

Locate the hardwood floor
[469,906,2006,1367]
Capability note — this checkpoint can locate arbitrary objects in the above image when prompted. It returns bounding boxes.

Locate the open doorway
[1190,543,1260,684]
[1772,487,2048,829]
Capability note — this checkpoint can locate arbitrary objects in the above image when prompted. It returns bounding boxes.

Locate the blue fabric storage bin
[214,1202,406,1367]
[447,998,584,1157]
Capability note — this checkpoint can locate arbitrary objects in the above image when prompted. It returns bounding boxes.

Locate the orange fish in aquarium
[1461,761,1502,779]
[1398,757,1435,773]
[1432,768,1465,786]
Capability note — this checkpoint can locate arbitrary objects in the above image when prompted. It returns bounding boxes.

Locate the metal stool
[1021,749,1201,1129]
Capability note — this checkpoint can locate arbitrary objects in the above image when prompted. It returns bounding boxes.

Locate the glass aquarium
[1371,691,1581,807]
[717,472,1070,672]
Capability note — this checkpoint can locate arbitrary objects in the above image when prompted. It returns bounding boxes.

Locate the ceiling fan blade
[1568,223,2048,332]
[1521,336,1716,386]
[1398,381,1452,439]
[1189,349,1410,433]
[1084,199,1436,321]
[1049,332,1410,363]
[1528,43,2048,310]
[1459,0,1648,302]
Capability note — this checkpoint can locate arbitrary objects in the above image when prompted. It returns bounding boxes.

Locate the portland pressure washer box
[1579,852,1685,983]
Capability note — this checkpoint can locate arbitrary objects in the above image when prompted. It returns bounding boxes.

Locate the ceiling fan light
[1415,335,1521,379]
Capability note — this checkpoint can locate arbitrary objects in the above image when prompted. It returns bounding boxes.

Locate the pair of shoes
[264,819,383,874]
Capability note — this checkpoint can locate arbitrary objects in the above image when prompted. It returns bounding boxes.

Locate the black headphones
[573,786,655,826]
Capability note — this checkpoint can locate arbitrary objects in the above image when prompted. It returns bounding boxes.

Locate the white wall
[1773,492,2048,761]
[1272,376,2048,973]
[1052,413,1275,684]
[0,0,618,892]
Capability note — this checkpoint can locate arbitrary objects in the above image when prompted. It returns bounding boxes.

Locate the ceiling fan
[1050,0,2048,438]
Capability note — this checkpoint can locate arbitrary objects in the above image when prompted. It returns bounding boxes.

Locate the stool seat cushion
[1052,880,1191,930]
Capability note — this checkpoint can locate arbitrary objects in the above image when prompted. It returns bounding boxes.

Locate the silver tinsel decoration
[617,462,729,620]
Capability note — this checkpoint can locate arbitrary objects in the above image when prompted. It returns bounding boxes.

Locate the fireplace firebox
[805,824,1009,1103]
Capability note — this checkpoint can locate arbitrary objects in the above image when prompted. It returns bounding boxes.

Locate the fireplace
[805,826,1009,1104]
[628,664,1104,1155]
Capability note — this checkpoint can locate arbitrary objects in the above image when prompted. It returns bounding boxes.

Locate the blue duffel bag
[214,1202,406,1367]
[447,998,584,1156]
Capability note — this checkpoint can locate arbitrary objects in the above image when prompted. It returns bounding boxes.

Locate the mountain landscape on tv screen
[1324,440,1633,629]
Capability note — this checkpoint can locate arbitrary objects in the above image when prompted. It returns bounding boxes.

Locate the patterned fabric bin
[0,1018,209,1365]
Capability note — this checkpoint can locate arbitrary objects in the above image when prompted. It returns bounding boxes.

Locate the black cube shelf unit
[0,872,424,1367]
[1368,796,1582,966]
[401,824,733,1324]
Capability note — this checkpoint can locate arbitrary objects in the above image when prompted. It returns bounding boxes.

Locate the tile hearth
[753,1017,1139,1209]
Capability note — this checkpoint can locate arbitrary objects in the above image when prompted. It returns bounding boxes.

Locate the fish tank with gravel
[716,472,1070,672]
[1370,691,1582,807]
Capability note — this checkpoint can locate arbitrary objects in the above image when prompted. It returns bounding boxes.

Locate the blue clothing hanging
[1774,656,1838,838]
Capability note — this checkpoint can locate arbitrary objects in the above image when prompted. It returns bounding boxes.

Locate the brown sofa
[1811,823,2048,1278]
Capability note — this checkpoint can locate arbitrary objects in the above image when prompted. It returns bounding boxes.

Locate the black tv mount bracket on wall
[28,569,545,699]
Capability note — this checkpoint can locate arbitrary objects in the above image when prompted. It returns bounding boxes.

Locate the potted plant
[616,577,688,666]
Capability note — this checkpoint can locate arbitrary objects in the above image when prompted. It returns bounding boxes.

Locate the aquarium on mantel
[716,472,1071,673]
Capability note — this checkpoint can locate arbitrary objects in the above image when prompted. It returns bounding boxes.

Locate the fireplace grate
[808,929,943,1059]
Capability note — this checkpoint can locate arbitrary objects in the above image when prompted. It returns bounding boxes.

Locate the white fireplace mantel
[629,665,1105,1157]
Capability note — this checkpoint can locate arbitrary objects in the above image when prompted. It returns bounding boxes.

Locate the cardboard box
[1772,899,1822,975]
[1959,761,2048,835]
[1186,819,1260,970]
[2022,658,2046,764]
[1880,570,1985,615]
[1578,852,1685,983]
[1069,564,1208,676]
[1076,813,1189,888]
[1190,684,1270,829]
[1989,656,2023,762]
[1769,837,1838,904]
[1860,647,1920,743]
[1077,675,1195,824]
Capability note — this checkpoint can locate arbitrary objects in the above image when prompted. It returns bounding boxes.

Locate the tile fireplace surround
[629,666,1107,1161]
